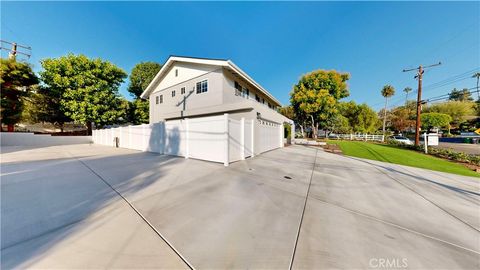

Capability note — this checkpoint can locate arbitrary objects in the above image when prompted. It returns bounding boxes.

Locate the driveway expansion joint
[69,152,195,270]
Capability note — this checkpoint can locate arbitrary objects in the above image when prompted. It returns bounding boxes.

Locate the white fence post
[224,114,229,166]
[240,117,245,160]
[251,119,255,157]
[185,118,190,159]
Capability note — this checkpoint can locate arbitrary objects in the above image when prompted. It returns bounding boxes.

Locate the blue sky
[2,1,479,110]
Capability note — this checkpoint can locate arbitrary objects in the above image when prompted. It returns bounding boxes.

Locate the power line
[424,87,478,103]
[0,40,31,59]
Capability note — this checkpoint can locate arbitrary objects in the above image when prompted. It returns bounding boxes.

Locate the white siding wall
[149,62,224,123]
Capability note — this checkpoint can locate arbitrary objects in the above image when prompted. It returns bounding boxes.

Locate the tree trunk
[310,115,317,139]
[300,125,305,138]
[382,97,388,135]
[7,124,14,132]
[86,122,92,135]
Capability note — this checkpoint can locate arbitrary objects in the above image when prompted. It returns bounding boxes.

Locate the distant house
[140,56,290,126]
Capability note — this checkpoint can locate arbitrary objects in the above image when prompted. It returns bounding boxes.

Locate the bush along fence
[92,114,284,166]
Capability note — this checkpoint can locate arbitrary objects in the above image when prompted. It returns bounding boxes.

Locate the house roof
[140,56,282,106]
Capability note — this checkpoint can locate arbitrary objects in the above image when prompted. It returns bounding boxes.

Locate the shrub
[386,140,480,165]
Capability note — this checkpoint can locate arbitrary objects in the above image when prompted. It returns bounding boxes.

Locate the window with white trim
[159,95,163,103]
[175,69,178,77]
[172,90,176,97]
[196,80,208,94]
[156,96,159,104]
[181,87,185,94]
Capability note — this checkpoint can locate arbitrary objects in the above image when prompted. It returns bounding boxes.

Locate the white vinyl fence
[330,133,385,142]
[92,114,284,166]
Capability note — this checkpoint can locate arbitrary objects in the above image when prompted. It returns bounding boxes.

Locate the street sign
[475,128,480,135]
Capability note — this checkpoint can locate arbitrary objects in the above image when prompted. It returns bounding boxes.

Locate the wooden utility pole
[0,40,31,59]
[403,62,441,146]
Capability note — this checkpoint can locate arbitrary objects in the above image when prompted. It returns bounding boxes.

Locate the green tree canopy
[39,54,127,133]
[0,58,39,131]
[448,88,473,102]
[381,85,395,98]
[278,105,295,120]
[128,62,162,99]
[290,69,350,137]
[128,99,149,125]
[22,85,72,131]
[421,113,452,130]
[338,101,379,133]
[424,101,475,126]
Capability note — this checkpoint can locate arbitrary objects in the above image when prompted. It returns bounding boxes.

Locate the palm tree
[381,85,395,137]
[403,87,412,106]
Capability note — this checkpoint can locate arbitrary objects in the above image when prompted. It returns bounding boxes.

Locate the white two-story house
[140,56,291,127]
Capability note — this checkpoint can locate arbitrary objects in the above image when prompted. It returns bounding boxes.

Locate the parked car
[389,136,413,145]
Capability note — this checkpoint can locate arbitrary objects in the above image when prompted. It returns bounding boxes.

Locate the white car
[390,136,413,145]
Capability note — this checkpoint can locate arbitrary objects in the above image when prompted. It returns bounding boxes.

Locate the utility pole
[402,62,441,146]
[0,40,31,60]
[473,72,480,99]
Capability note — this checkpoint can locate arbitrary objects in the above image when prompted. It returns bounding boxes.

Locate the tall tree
[278,106,295,120]
[40,54,127,134]
[128,99,149,125]
[421,113,452,131]
[22,85,72,132]
[290,69,350,138]
[448,88,473,102]
[381,85,395,135]
[128,62,162,99]
[403,87,412,105]
[127,62,162,124]
[424,101,475,127]
[0,58,39,132]
[338,101,379,133]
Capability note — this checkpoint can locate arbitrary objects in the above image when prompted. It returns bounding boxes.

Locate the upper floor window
[175,69,178,77]
[196,80,208,94]
[160,95,163,103]
[156,96,159,104]
[181,87,185,95]
[234,81,242,96]
[172,90,176,97]
[243,88,249,99]
[255,94,261,102]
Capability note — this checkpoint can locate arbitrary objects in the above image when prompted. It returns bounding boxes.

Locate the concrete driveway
[1,144,479,269]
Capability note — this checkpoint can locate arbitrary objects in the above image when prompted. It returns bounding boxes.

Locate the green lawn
[329,140,479,178]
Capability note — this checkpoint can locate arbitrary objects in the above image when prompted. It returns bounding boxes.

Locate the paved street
[436,142,480,155]
[1,144,479,269]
